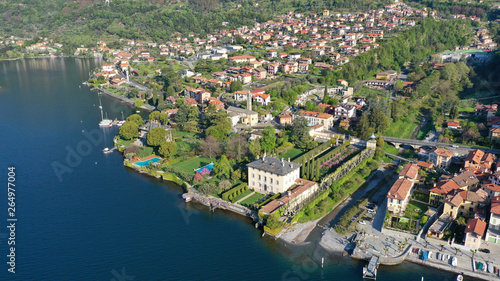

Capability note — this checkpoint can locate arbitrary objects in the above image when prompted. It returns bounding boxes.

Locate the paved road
[382,136,500,154]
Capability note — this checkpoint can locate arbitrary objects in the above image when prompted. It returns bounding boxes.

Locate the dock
[363,256,379,280]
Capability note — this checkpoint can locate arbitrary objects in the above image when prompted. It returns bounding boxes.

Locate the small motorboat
[452,256,458,267]
[456,273,463,281]
[488,263,494,273]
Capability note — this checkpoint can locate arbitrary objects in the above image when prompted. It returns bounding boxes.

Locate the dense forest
[322,19,475,84]
[0,0,393,47]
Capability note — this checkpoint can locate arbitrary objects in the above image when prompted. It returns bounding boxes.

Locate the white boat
[452,256,458,267]
[117,120,125,127]
[429,251,433,259]
[456,274,463,281]
[99,119,112,126]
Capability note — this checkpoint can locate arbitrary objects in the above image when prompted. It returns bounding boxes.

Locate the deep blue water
[0,58,470,280]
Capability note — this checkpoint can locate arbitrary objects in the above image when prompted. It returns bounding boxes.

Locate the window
[259,183,262,188]
[258,175,261,180]
[264,176,267,182]
[252,174,255,178]
[252,181,255,186]
[277,180,279,185]
[270,178,273,184]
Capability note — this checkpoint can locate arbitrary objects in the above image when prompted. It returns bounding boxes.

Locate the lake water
[0,58,475,280]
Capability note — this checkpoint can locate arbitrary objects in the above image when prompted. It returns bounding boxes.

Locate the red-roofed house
[447,119,461,129]
[253,93,271,106]
[209,99,225,110]
[387,178,414,213]
[486,196,500,244]
[465,218,487,249]
[399,163,419,181]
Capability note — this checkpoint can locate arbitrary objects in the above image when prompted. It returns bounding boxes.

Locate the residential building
[464,149,495,173]
[428,147,453,169]
[375,70,397,80]
[228,55,256,63]
[485,196,500,244]
[247,156,301,194]
[481,183,500,197]
[447,119,461,129]
[260,179,319,215]
[253,93,271,106]
[278,113,293,125]
[226,106,258,126]
[442,189,488,219]
[386,178,414,214]
[429,180,461,206]
[464,218,487,249]
[296,110,334,130]
[334,104,356,119]
[399,163,419,181]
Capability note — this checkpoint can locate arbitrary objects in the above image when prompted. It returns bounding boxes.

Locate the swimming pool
[133,157,162,167]
[195,163,214,173]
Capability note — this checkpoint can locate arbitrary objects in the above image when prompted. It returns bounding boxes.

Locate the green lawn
[240,192,265,206]
[458,106,475,113]
[382,143,399,155]
[384,113,419,139]
[404,201,429,221]
[416,118,434,140]
[279,147,304,160]
[232,189,253,202]
[116,137,135,147]
[139,146,154,158]
[172,157,215,175]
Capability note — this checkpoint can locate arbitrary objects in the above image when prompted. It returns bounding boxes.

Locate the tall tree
[213,155,233,179]
[159,141,177,158]
[119,121,139,140]
[147,127,168,147]
[261,126,276,154]
[199,136,221,158]
[126,114,145,126]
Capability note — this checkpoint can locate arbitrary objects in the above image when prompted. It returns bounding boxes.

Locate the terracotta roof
[430,180,461,195]
[399,163,419,179]
[445,193,463,207]
[297,110,333,120]
[447,119,460,127]
[491,196,500,215]
[430,147,453,158]
[417,161,433,169]
[465,149,484,165]
[482,183,500,192]
[260,179,318,215]
[465,218,486,237]
[387,178,413,200]
[457,189,488,203]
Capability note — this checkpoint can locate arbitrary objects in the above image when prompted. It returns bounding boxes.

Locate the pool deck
[131,155,162,164]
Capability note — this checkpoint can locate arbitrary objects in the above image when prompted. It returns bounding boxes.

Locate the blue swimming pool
[195,163,214,173]
[133,157,162,167]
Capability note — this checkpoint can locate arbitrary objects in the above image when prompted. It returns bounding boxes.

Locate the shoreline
[0,55,99,61]
[95,87,155,111]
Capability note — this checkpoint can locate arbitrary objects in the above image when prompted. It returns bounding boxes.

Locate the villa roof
[491,196,500,215]
[247,156,301,176]
[452,171,479,188]
[260,179,318,215]
[399,163,419,179]
[387,178,413,200]
[430,147,453,158]
[430,180,461,195]
[482,183,500,192]
[465,218,486,237]
[465,149,485,165]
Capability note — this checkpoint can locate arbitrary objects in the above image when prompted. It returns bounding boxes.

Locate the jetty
[363,256,379,279]
[182,193,257,220]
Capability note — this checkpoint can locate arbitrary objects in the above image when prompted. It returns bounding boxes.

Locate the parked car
[368,210,376,215]
[479,248,490,253]
[358,221,366,225]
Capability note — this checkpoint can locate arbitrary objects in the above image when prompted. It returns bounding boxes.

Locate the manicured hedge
[293,141,332,164]
[222,183,248,201]
[254,193,281,209]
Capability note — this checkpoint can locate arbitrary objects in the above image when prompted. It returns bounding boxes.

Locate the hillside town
[4,0,500,280]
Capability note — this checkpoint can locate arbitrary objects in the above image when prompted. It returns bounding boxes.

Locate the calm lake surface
[0,58,473,280]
